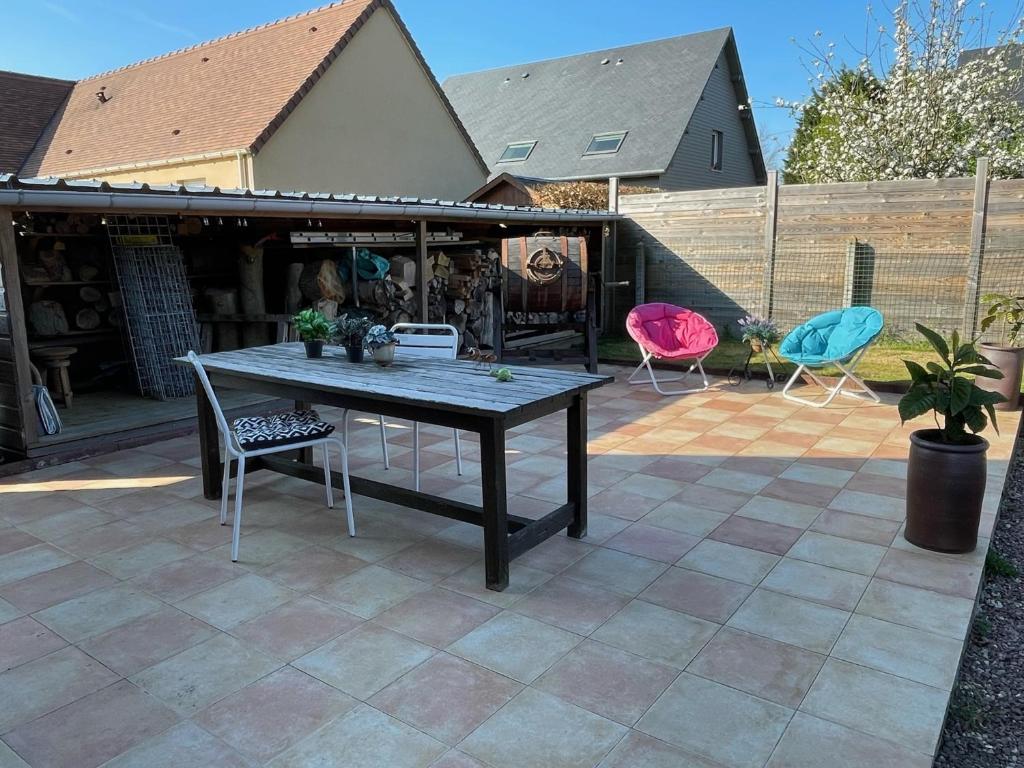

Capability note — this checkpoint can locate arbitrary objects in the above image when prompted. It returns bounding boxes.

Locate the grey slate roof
[958,45,1024,105]
[442,28,735,180]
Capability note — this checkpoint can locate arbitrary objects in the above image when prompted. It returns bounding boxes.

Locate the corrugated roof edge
[0,174,617,220]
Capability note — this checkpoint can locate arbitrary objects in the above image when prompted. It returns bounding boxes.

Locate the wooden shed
[0,175,616,466]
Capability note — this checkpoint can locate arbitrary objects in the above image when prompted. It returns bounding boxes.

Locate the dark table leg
[567,392,588,539]
[195,372,222,500]
[480,419,509,591]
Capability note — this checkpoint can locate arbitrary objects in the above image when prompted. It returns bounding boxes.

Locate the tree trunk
[205,288,240,351]
[238,245,270,347]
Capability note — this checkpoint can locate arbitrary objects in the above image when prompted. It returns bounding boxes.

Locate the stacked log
[428,248,500,352]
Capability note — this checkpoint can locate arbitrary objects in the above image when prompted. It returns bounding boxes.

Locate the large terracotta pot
[978,343,1023,411]
[904,429,988,554]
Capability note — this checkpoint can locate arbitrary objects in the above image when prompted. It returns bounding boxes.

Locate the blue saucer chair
[779,307,884,407]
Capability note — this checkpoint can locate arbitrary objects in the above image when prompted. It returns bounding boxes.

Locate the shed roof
[443,28,761,181]
[20,0,485,178]
[0,71,74,173]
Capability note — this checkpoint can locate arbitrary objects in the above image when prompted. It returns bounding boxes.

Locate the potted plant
[292,308,333,359]
[334,314,372,363]
[978,293,1024,411]
[898,323,1006,553]
[366,324,400,366]
[737,315,780,353]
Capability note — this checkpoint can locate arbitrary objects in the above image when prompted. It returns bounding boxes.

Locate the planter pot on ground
[904,429,988,553]
[372,343,396,367]
[303,340,325,359]
[346,342,364,363]
[978,343,1024,411]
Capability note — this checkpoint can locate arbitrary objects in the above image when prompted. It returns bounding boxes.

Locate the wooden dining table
[180,343,612,591]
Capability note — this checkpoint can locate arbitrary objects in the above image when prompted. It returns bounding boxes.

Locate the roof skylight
[583,131,627,155]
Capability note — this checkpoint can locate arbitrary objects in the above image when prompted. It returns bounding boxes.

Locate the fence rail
[613,165,1024,342]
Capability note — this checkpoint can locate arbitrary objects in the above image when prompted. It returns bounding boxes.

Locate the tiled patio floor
[0,367,1017,768]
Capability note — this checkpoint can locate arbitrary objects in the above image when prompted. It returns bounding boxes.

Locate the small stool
[33,346,77,409]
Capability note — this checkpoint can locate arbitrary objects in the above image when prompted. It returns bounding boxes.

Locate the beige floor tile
[563,548,668,597]
[637,673,792,768]
[678,539,780,585]
[268,704,446,768]
[514,535,594,573]
[640,567,751,623]
[0,560,117,613]
[779,462,854,488]
[16,506,114,541]
[0,740,31,768]
[129,554,239,603]
[697,468,773,494]
[736,496,824,529]
[460,687,627,768]
[294,622,434,699]
[592,599,718,668]
[371,652,521,744]
[429,750,488,768]
[832,614,963,689]
[640,501,730,537]
[34,584,163,642]
[0,544,77,586]
[230,595,362,660]
[448,612,580,684]
[801,658,948,754]
[828,489,905,520]
[513,575,629,636]
[856,578,974,639]
[767,712,933,767]
[787,531,887,576]
[130,634,281,715]
[256,546,367,592]
[535,639,677,726]
[374,586,499,648]
[440,560,553,608]
[380,539,479,582]
[597,731,723,768]
[709,515,804,555]
[809,509,900,547]
[762,558,868,610]
[0,646,119,731]
[689,626,825,708]
[89,539,197,580]
[0,615,67,670]
[727,589,849,654]
[314,564,430,618]
[98,721,250,768]
[175,573,295,630]
[874,548,982,599]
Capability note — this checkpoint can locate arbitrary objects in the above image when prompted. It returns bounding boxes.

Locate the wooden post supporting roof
[761,170,779,318]
[0,208,38,452]
[416,220,429,323]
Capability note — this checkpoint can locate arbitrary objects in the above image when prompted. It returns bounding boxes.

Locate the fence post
[963,157,990,336]
[635,240,645,306]
[761,170,779,318]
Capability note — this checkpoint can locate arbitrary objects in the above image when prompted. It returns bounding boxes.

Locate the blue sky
[2,0,1019,166]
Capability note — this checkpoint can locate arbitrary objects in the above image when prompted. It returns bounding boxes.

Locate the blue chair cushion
[779,307,884,366]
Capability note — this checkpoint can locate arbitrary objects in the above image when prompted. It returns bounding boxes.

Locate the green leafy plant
[334,314,372,345]
[898,323,1006,443]
[365,324,399,351]
[292,308,333,342]
[980,293,1024,347]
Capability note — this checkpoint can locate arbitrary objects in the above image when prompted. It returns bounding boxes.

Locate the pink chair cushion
[626,303,718,359]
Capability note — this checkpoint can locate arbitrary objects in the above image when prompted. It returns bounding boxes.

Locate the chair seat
[626,303,718,358]
[779,307,884,366]
[232,410,335,450]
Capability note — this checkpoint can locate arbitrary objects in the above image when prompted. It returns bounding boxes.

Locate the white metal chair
[343,323,463,491]
[186,351,354,562]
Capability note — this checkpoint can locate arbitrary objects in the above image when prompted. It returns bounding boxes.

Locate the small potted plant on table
[293,308,333,359]
[898,323,1006,553]
[737,315,780,353]
[366,324,400,366]
[979,293,1024,410]
[335,314,372,363]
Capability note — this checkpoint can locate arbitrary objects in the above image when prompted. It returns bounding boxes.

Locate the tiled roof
[21,0,484,178]
[0,71,74,173]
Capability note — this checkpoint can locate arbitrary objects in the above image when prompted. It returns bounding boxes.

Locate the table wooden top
[178,343,612,418]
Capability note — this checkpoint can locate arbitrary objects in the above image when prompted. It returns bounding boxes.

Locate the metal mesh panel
[108,216,199,400]
[977,236,1024,344]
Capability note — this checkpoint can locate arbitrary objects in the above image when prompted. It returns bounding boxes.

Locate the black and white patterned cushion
[231,409,335,450]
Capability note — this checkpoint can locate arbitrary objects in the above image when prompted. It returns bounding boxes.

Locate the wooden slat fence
[614,167,1024,341]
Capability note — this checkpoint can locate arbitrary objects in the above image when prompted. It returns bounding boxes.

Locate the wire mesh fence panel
[977,237,1024,344]
[108,216,199,400]
[642,239,765,330]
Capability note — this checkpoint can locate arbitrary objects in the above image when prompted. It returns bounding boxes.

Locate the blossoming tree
[784,0,1024,182]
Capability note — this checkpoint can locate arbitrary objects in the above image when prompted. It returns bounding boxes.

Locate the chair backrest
[390,323,459,361]
[186,351,238,453]
[780,307,884,361]
[626,303,718,356]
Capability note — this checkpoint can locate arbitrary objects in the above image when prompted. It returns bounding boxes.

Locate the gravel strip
[936,414,1024,767]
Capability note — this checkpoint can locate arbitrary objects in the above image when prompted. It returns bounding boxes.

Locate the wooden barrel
[502,234,588,313]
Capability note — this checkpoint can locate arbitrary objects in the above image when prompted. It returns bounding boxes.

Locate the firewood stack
[428,248,500,352]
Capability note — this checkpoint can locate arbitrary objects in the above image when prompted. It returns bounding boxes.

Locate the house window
[711,130,723,171]
[497,141,536,163]
[583,131,627,155]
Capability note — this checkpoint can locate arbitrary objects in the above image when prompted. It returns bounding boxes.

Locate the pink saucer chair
[626,303,719,395]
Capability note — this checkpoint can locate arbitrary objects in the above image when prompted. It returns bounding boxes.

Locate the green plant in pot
[737,314,780,353]
[978,293,1024,411]
[292,308,333,359]
[334,314,372,363]
[898,323,1006,553]
[365,324,400,366]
